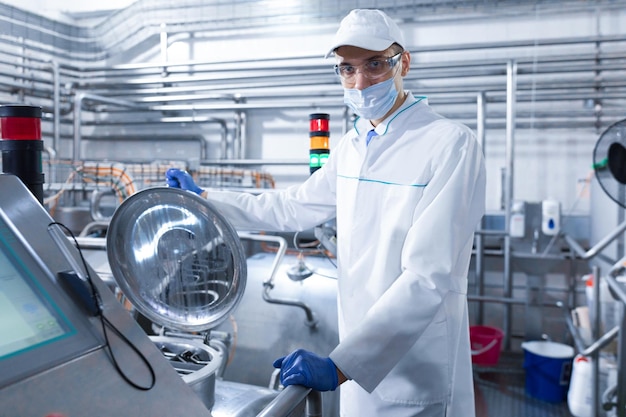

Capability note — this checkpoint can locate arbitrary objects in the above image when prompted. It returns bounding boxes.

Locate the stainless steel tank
[213,248,340,417]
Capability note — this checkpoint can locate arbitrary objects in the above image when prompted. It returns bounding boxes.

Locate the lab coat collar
[352,92,428,141]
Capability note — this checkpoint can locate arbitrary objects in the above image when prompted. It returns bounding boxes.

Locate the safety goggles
[334,52,402,82]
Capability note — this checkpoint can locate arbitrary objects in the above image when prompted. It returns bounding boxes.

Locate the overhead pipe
[72,92,228,162]
[95,79,625,102]
[62,73,625,116]
[3,67,625,121]
[74,89,619,170]
[3,0,626,64]
[0,24,612,88]
[73,93,145,161]
[72,101,624,127]
[71,93,342,163]
[59,47,626,80]
[202,159,308,166]
[1,7,625,155]
[77,79,626,109]
[2,34,621,118]
[52,37,625,79]
[69,57,625,91]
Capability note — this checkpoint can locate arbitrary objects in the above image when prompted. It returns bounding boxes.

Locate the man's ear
[401,51,411,77]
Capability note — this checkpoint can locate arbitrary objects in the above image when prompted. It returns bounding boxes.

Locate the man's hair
[390,43,404,55]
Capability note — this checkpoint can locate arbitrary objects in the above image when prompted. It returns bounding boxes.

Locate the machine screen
[0,237,73,359]
[0,209,102,388]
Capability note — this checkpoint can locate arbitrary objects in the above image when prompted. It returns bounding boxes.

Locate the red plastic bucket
[470,325,504,366]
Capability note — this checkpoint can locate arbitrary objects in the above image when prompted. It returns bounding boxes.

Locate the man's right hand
[165,168,205,196]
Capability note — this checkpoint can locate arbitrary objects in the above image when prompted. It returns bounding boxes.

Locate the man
[167,8,486,417]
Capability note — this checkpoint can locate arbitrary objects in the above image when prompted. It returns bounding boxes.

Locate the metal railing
[256,385,322,417]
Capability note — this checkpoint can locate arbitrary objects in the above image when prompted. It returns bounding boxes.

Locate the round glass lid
[106,187,247,332]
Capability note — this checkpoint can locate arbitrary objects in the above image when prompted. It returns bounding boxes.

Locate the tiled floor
[474,352,573,417]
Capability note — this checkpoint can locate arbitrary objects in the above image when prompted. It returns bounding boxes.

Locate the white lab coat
[205,92,486,417]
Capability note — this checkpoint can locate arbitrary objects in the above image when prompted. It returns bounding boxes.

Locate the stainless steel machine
[0,174,213,416]
[0,174,306,417]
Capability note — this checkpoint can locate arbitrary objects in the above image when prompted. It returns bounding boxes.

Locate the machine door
[106,187,247,333]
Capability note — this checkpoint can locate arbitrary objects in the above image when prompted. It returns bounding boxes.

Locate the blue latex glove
[165,168,204,196]
[272,349,339,391]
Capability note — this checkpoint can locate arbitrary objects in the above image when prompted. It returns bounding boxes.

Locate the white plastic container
[541,199,561,236]
[568,355,593,417]
[509,200,526,238]
[568,354,618,417]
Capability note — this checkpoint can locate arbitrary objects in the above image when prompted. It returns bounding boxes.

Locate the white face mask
[343,77,398,120]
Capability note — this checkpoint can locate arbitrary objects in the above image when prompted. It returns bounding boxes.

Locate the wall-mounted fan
[593,118,626,208]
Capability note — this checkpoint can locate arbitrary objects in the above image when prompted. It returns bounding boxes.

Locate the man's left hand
[272,349,339,391]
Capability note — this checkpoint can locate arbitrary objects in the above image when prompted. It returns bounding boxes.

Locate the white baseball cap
[325,9,406,58]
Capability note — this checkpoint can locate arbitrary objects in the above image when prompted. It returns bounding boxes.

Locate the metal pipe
[61,46,624,79]
[582,326,619,358]
[50,60,60,155]
[617,293,626,417]
[605,274,626,305]
[609,257,626,278]
[72,92,230,161]
[239,109,247,160]
[132,100,345,112]
[160,23,168,66]
[76,74,624,103]
[43,145,57,184]
[475,91,487,324]
[256,385,320,417]
[262,281,317,328]
[468,294,567,307]
[237,232,318,328]
[72,93,82,163]
[558,300,588,354]
[563,221,626,260]
[475,229,508,237]
[557,298,620,359]
[234,107,245,160]
[4,1,626,65]
[306,390,323,417]
[77,68,622,96]
[202,159,308,166]
[502,60,517,350]
[2,53,612,132]
[469,295,525,305]
[591,265,601,417]
[35,40,621,94]
[76,72,626,102]
[218,117,230,160]
[73,92,146,161]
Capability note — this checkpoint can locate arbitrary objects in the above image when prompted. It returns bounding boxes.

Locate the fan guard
[593,118,626,208]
